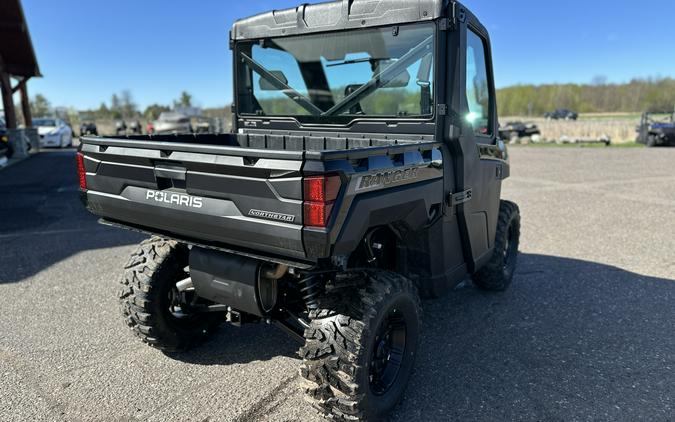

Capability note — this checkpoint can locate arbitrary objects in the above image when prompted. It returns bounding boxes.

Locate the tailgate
[80,137,306,259]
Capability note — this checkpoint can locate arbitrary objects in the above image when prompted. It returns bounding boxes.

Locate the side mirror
[259,70,289,91]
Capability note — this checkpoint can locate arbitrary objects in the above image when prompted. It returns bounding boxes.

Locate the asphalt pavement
[0,147,673,421]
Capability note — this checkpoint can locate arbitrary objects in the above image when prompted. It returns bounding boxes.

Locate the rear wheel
[300,270,421,421]
[119,237,222,352]
[472,200,521,291]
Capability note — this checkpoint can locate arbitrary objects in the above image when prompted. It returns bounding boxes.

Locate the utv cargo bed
[79,133,441,262]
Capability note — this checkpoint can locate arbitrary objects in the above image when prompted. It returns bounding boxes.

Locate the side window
[466,29,492,136]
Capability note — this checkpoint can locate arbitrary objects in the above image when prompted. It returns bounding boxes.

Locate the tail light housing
[303,174,341,228]
[76,152,87,190]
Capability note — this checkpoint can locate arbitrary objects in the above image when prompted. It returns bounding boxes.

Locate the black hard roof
[232,0,448,40]
[0,0,41,77]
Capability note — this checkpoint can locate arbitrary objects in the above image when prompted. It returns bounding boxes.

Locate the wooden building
[0,0,41,129]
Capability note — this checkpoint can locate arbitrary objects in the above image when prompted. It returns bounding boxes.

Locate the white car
[34,118,73,148]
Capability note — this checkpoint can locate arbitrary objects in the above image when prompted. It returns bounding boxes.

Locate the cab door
[451,11,508,271]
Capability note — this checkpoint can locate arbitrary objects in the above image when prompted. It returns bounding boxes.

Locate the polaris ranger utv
[636,111,675,147]
[77,1,520,420]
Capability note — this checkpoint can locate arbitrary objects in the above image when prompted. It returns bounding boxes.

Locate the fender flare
[332,179,443,256]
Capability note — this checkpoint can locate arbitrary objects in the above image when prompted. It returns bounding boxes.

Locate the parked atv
[78,2,520,420]
[80,121,98,136]
[114,121,127,136]
[128,120,143,135]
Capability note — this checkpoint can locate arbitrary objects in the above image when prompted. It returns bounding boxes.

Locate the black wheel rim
[369,308,407,396]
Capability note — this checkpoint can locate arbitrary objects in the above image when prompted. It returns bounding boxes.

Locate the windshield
[33,119,57,127]
[647,113,675,124]
[236,24,435,124]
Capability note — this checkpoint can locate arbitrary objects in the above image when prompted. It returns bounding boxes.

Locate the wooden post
[0,70,18,129]
[19,79,32,127]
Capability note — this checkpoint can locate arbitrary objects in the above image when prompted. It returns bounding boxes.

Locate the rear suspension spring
[299,275,323,310]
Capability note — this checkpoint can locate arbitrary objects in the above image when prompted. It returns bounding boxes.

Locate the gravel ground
[0,147,673,421]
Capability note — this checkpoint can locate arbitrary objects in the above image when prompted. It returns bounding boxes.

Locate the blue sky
[20,0,675,110]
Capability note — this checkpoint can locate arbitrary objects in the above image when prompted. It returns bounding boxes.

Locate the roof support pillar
[18,78,31,127]
[0,70,18,129]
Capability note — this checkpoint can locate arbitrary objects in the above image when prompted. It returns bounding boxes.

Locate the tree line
[18,90,198,124]
[497,77,675,117]
[84,90,195,120]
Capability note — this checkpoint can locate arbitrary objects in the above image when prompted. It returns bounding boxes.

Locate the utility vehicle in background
[78,1,520,420]
[499,120,541,141]
[114,120,127,136]
[152,111,192,134]
[545,108,578,120]
[80,121,98,136]
[636,111,675,147]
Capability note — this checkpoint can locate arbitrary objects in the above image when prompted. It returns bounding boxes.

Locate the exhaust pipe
[263,264,289,280]
[175,277,193,292]
[189,248,287,317]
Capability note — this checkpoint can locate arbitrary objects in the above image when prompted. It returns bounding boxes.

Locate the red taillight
[304,201,334,228]
[304,175,341,202]
[303,175,341,228]
[76,152,87,190]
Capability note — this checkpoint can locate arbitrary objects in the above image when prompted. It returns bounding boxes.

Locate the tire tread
[299,271,421,421]
[472,200,521,291]
[119,236,219,352]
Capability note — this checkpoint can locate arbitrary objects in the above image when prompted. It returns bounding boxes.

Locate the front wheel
[472,200,521,291]
[300,271,421,421]
[119,237,222,352]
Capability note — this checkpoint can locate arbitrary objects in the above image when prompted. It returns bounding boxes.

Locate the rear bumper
[99,218,314,269]
[86,189,306,260]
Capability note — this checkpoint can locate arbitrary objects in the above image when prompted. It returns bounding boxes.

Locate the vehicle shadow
[0,151,144,284]
[393,254,675,422]
[166,323,300,365]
